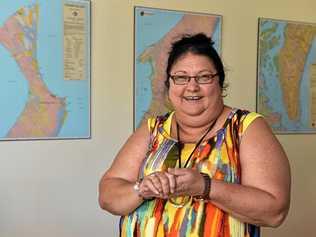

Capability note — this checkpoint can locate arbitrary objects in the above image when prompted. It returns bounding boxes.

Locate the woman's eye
[198,75,210,81]
[176,76,189,81]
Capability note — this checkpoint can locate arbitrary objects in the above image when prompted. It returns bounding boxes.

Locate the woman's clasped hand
[137,168,206,200]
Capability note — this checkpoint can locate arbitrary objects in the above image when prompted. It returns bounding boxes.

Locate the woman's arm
[98,122,151,216]
[169,117,291,227]
[208,117,291,227]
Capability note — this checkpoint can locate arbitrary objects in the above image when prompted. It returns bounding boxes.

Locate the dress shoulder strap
[219,108,262,147]
[147,112,171,141]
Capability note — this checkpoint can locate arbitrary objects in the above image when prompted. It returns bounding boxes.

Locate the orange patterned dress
[120,109,261,237]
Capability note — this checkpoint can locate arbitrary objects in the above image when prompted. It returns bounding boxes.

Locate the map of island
[0,0,90,140]
[279,23,316,121]
[0,5,67,138]
[257,18,316,133]
[135,7,222,128]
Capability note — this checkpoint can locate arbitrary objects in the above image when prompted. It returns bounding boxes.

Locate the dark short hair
[165,33,225,90]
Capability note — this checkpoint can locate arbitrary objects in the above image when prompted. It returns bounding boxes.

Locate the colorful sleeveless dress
[120,108,261,237]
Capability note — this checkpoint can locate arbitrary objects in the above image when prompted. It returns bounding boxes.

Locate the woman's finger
[175,169,205,196]
[154,172,171,197]
[165,172,176,194]
[141,175,160,196]
[148,173,163,194]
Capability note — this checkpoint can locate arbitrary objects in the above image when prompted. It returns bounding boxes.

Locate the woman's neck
[173,105,226,143]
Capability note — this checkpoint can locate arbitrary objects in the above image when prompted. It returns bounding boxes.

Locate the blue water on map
[0,45,28,137]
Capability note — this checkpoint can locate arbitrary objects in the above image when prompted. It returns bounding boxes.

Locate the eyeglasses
[169,73,218,85]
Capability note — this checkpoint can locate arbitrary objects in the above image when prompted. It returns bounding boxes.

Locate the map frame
[256,17,316,134]
[0,0,91,141]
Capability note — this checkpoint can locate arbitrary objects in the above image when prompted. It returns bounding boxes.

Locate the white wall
[0,0,315,236]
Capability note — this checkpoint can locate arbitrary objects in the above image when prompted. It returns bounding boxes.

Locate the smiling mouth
[183,96,202,101]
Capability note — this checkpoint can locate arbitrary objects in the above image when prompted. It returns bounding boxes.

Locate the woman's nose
[185,77,200,91]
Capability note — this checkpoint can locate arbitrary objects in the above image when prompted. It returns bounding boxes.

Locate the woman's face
[168,52,222,117]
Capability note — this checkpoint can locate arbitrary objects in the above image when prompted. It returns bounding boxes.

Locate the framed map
[0,0,91,140]
[134,6,222,129]
[257,18,316,133]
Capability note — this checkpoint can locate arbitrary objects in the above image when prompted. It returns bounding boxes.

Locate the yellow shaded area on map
[278,23,316,121]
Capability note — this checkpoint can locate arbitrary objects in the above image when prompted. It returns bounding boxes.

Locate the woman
[99,33,291,237]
